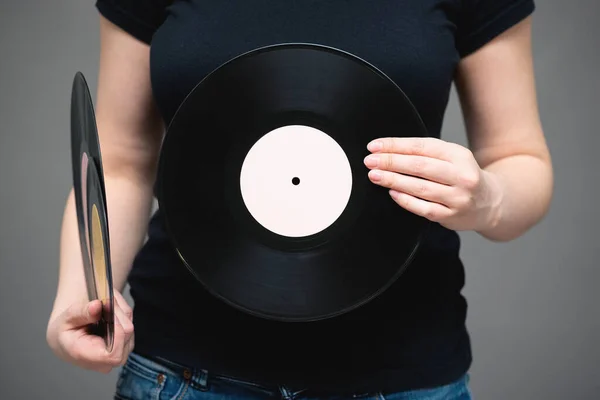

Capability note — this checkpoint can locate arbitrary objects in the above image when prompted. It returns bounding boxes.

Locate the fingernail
[369,170,382,181]
[368,140,382,152]
[364,155,379,168]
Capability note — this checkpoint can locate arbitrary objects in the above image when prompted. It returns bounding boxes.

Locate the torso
[130,0,471,394]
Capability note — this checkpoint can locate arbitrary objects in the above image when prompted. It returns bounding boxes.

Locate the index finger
[113,290,132,320]
[100,308,131,365]
[70,317,128,366]
[367,137,455,161]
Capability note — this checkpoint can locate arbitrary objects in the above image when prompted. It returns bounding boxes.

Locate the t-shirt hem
[133,340,472,394]
[457,0,536,58]
[130,305,473,394]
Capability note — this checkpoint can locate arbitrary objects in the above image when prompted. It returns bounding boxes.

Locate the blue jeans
[114,352,472,400]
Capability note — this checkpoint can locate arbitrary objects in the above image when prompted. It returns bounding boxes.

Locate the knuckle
[109,354,123,366]
[453,191,473,209]
[464,194,475,208]
[380,171,392,186]
[459,171,480,189]
[456,197,470,210]
[460,146,475,159]
[56,332,72,353]
[401,195,411,209]
[382,154,394,170]
[423,206,437,220]
[394,192,409,208]
[447,207,460,218]
[415,181,428,196]
[99,366,113,374]
[411,138,426,153]
[108,352,125,367]
[410,158,425,175]
[64,305,78,320]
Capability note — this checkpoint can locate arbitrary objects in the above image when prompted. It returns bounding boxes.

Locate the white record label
[240,125,353,238]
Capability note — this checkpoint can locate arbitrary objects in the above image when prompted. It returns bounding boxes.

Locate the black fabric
[95,0,535,394]
[95,0,171,44]
[456,0,535,56]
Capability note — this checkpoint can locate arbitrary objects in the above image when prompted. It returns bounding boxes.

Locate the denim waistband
[137,352,194,378]
[132,351,310,398]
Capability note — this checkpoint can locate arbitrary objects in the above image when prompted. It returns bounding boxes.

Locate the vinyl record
[86,160,115,350]
[70,71,114,348]
[157,43,430,322]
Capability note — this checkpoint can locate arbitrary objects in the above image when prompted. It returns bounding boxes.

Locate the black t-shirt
[95,0,535,394]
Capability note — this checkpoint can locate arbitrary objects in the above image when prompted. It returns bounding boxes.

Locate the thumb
[64,299,103,328]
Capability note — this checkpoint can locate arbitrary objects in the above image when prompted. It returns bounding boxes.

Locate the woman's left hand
[364,137,503,232]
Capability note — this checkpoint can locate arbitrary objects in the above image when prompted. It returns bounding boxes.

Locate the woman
[46,0,553,399]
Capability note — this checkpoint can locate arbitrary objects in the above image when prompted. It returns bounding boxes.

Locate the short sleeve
[455,0,535,57]
[95,0,172,44]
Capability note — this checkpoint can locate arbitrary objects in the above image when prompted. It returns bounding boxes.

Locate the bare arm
[49,15,163,321]
[455,16,553,241]
[365,17,552,242]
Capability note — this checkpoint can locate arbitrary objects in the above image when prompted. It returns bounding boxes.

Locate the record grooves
[157,43,430,322]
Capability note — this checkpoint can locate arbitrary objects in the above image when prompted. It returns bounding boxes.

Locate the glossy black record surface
[157,43,430,322]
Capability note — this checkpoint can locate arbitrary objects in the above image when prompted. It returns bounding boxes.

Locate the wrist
[476,169,504,235]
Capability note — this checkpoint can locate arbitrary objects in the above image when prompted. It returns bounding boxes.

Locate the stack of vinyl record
[70,72,115,349]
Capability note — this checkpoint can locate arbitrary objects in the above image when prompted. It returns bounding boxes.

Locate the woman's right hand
[46,290,135,374]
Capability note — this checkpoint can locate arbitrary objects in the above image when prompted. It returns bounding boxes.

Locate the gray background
[0,0,598,399]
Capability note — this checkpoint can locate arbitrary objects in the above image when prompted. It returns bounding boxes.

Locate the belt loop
[195,369,209,391]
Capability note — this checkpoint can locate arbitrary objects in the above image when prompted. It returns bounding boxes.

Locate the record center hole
[291,177,300,186]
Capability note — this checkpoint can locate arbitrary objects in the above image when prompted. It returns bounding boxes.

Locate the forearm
[50,175,154,321]
[477,153,553,242]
